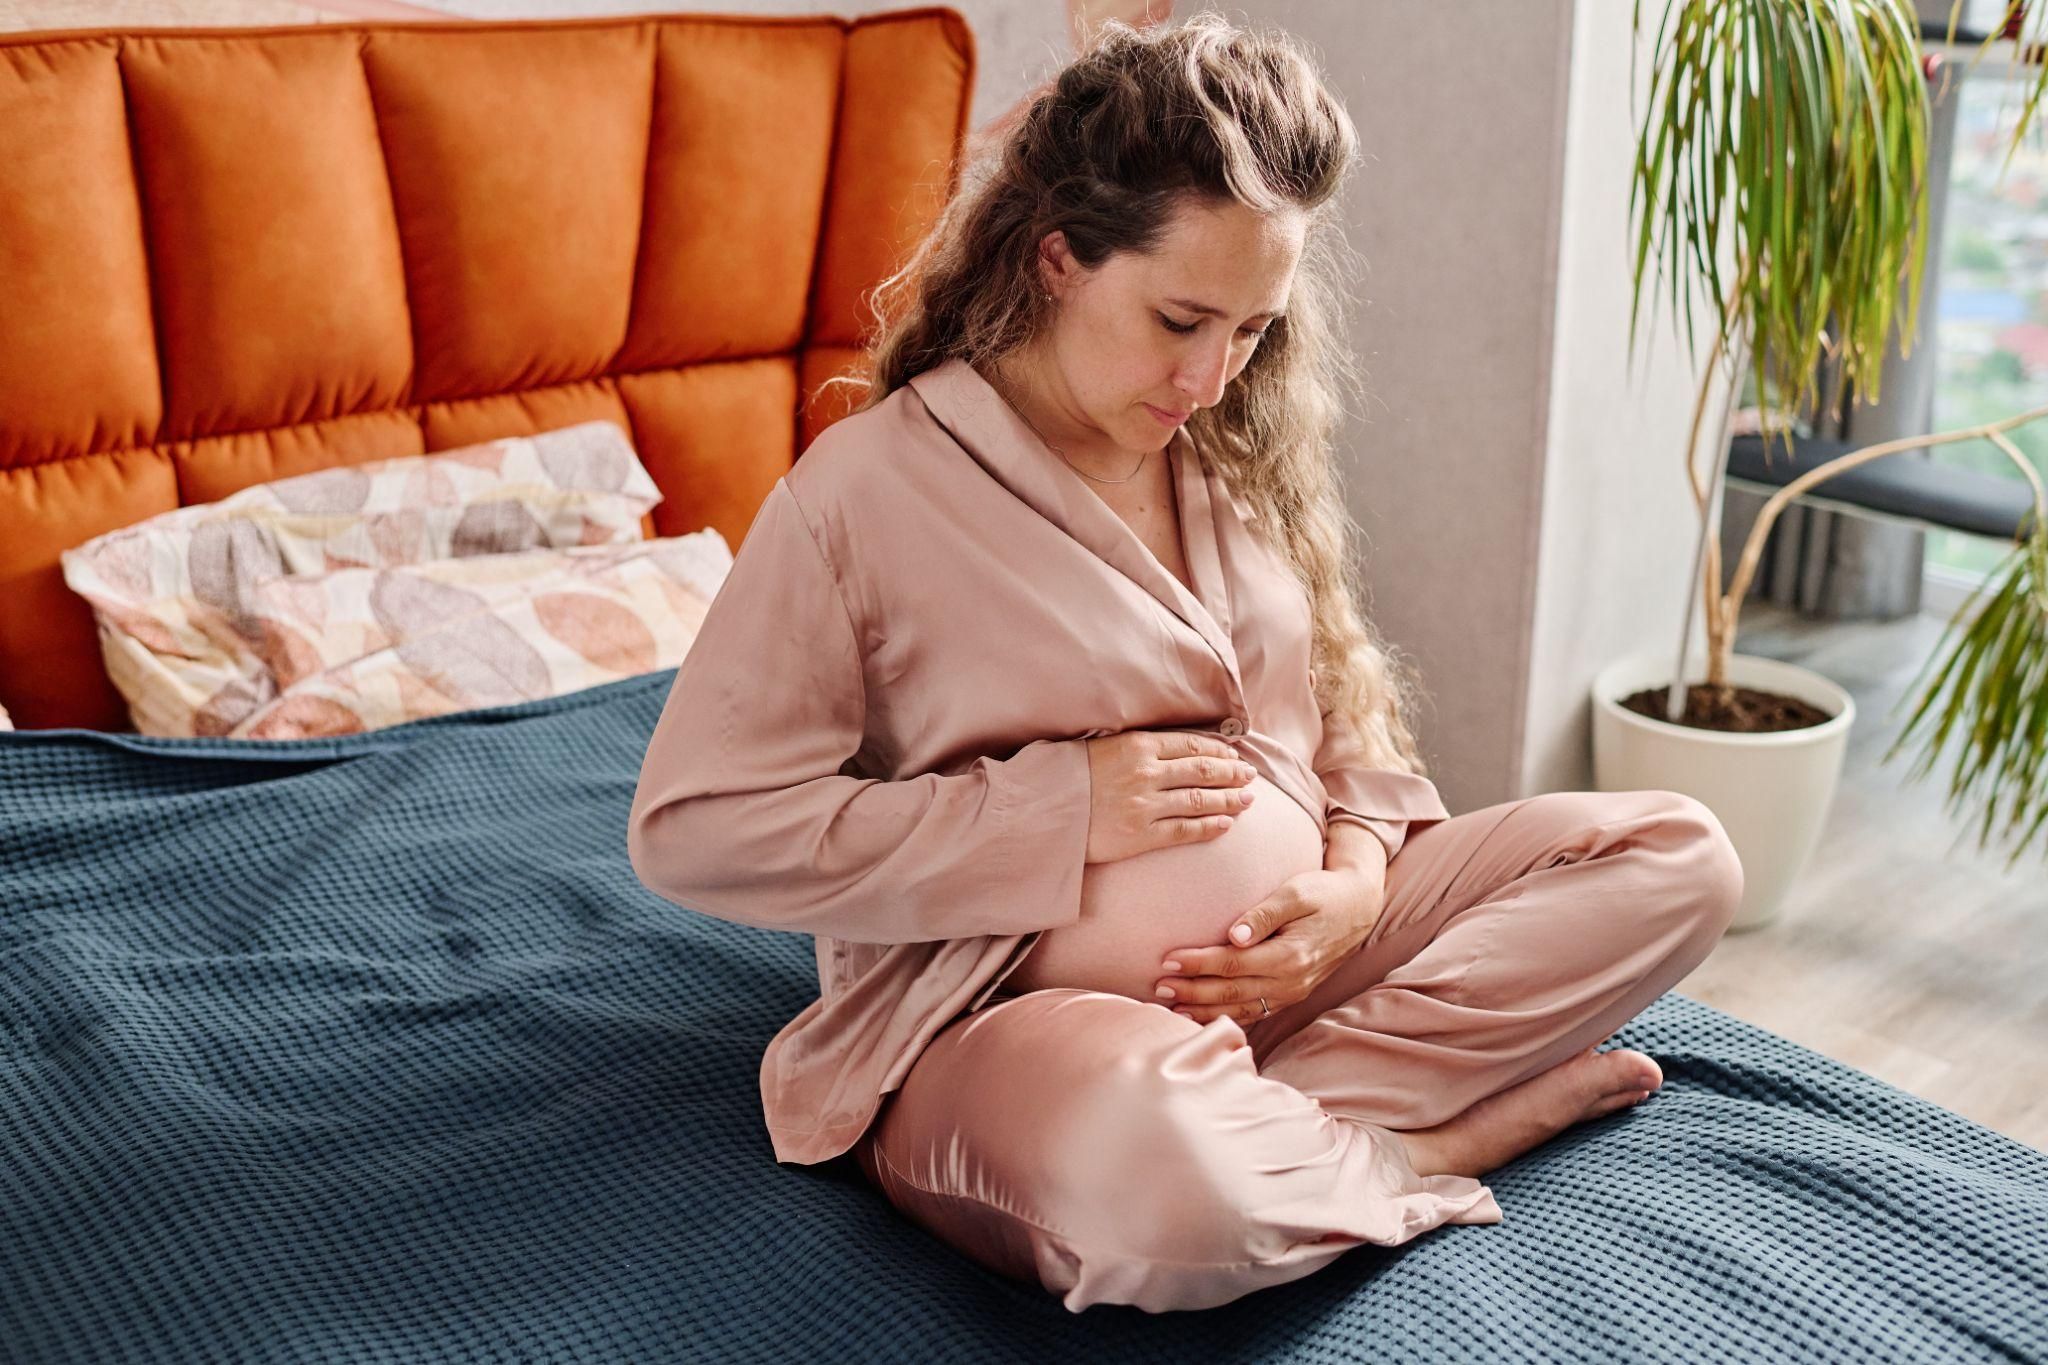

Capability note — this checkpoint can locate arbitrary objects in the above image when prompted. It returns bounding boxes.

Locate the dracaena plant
[1628,0,2048,869]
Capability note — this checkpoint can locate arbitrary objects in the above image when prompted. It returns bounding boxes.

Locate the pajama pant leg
[849,788,1745,1314]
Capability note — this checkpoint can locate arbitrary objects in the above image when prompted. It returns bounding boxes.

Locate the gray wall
[1238,1,1718,811]
[1237,0,1573,811]
[1520,0,1732,800]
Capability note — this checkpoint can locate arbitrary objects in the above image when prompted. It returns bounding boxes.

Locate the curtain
[1718,53,1963,620]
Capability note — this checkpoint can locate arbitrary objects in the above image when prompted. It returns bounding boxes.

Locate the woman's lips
[1145,403,1191,427]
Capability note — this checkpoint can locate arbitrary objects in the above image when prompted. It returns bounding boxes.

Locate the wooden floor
[1668,598,2047,1154]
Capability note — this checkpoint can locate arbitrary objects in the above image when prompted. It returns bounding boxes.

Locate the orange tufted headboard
[0,7,975,731]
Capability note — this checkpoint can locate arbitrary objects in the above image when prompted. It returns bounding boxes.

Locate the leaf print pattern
[270,465,371,515]
[97,602,185,656]
[451,501,548,557]
[397,624,551,705]
[194,677,270,737]
[189,518,285,620]
[252,618,323,690]
[533,591,657,675]
[58,422,712,739]
[94,534,155,600]
[245,695,366,740]
[399,462,463,509]
[369,507,428,565]
[369,570,491,639]
[538,423,631,492]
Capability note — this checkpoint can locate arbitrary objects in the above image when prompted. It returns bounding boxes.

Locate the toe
[1603,1047,1663,1092]
[1590,1048,1659,1096]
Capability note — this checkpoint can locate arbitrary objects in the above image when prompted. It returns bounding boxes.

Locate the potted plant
[1593,0,2048,929]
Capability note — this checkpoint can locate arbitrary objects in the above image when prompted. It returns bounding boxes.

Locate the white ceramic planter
[1591,651,1855,931]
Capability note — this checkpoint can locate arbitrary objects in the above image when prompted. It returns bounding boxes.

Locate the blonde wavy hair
[819,10,1433,777]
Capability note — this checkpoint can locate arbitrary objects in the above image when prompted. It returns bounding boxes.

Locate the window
[1924,61,2048,581]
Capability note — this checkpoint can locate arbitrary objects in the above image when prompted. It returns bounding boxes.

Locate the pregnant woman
[628,13,1744,1313]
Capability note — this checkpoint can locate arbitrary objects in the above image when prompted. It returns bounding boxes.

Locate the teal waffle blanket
[3,670,2044,1362]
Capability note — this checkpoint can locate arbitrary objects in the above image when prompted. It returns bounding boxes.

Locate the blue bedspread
[3,670,2045,1363]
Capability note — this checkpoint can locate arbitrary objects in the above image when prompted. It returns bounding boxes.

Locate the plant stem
[1669,319,1751,719]
[1666,255,1752,721]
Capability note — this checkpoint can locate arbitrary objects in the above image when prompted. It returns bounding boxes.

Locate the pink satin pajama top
[626,356,1450,1166]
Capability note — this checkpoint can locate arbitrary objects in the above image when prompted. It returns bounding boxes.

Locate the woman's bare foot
[1394,1046,1663,1180]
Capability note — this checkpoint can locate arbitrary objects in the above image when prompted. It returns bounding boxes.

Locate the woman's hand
[1082,729,1259,864]
[1151,863,1387,1025]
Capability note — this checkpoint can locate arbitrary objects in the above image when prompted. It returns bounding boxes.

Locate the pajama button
[1219,717,1245,737]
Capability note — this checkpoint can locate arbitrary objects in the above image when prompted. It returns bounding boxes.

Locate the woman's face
[1023,197,1305,460]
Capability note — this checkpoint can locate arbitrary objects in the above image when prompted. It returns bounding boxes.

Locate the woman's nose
[1176,341,1232,409]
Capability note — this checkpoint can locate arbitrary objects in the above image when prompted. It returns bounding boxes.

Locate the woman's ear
[1037,229,1079,303]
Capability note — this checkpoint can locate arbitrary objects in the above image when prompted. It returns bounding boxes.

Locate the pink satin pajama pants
[849,788,1746,1314]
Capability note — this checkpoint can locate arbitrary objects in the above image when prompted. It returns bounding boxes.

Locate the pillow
[66,419,659,610]
[187,534,733,739]
[60,422,730,737]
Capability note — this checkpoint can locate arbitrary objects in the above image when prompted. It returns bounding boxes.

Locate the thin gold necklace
[999,354,1149,484]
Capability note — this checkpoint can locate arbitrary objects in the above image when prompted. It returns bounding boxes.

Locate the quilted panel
[0,39,162,467]
[122,32,414,438]
[0,451,181,731]
[362,24,656,402]
[0,9,976,730]
[616,20,843,371]
[618,358,798,549]
[807,14,974,347]
[418,379,633,454]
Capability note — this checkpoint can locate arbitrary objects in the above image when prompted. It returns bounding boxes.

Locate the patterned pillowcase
[60,422,734,738]
[193,535,733,739]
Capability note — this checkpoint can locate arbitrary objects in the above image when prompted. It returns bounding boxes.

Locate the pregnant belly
[1002,774,1327,1003]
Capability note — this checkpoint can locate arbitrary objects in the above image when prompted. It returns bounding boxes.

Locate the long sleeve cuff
[1322,765,1450,863]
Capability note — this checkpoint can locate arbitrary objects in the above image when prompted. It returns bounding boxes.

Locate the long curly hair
[818,9,1434,778]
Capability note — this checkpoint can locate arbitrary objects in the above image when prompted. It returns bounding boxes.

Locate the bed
[2,9,2045,1361]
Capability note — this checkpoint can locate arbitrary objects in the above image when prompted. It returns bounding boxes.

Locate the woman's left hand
[1153,866,1387,1026]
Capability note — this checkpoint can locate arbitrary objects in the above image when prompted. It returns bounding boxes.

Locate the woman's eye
[1157,313,1270,339]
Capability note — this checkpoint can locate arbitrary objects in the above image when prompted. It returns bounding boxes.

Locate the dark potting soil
[1619,683,1836,733]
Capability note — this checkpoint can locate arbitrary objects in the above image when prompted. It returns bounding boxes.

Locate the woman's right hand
[1082,729,1258,864]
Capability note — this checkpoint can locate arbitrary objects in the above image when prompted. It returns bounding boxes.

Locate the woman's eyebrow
[1164,297,1287,321]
